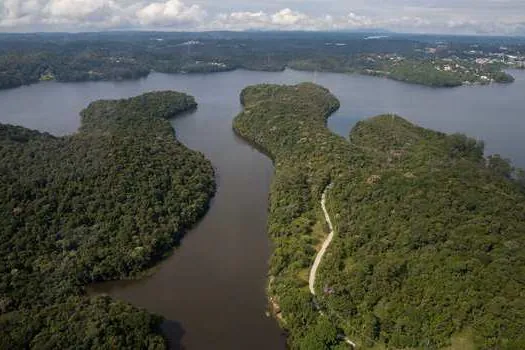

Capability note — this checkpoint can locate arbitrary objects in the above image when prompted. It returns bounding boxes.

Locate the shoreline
[1,65,516,93]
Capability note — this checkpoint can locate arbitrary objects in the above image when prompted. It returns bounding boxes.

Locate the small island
[0,91,215,348]
[234,83,525,349]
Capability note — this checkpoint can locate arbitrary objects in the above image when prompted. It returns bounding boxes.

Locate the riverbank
[234,82,352,348]
[0,91,216,348]
[1,61,516,92]
[234,82,525,349]
[3,69,525,349]
[85,83,288,349]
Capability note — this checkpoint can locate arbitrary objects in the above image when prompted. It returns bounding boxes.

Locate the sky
[1,0,525,36]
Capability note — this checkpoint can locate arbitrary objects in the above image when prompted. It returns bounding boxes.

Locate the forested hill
[0,91,215,349]
[234,83,359,349]
[234,83,525,349]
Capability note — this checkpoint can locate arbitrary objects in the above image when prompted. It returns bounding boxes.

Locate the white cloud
[0,0,524,35]
[219,11,269,28]
[1,0,41,26]
[347,12,372,27]
[44,0,109,19]
[208,9,442,32]
[270,8,307,26]
[0,0,206,29]
[41,0,122,26]
[211,8,335,30]
[136,0,206,26]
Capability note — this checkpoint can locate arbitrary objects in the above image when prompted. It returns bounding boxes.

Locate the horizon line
[0,29,525,39]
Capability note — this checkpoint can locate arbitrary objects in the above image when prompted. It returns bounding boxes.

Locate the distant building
[476,58,490,65]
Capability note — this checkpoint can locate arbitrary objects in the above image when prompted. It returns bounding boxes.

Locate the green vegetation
[0,32,518,90]
[490,70,515,83]
[1,296,165,349]
[0,91,215,348]
[289,56,515,87]
[386,60,465,86]
[234,83,355,349]
[0,52,150,89]
[234,83,525,349]
[323,117,525,349]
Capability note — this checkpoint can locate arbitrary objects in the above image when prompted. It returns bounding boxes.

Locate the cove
[1,68,524,349]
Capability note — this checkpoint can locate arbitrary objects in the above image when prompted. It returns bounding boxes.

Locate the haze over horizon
[1,0,525,36]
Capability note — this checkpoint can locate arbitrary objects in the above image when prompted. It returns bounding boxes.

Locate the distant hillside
[0,31,518,89]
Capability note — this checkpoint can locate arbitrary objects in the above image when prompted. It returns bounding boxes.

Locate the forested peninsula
[0,91,215,348]
[234,83,525,349]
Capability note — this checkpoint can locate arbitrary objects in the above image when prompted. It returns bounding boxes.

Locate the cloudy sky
[1,0,525,35]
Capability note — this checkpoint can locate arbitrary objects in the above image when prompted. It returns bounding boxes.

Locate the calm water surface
[1,69,524,349]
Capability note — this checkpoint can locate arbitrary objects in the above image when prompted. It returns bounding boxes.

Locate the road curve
[308,185,357,349]
[308,186,335,295]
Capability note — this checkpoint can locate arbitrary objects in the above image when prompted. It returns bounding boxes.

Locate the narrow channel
[87,73,291,349]
[2,68,525,349]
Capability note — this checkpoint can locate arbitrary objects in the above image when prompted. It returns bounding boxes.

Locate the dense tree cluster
[324,116,525,349]
[0,51,150,90]
[234,83,525,349]
[0,91,215,348]
[1,296,165,349]
[235,83,356,349]
[288,57,515,87]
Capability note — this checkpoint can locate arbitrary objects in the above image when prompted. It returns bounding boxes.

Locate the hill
[0,91,215,348]
[234,83,525,349]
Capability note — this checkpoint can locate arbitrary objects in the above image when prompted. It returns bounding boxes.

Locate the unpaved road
[308,185,357,348]
[309,186,335,295]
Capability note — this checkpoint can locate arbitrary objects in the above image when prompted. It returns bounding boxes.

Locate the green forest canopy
[0,91,215,349]
[234,83,525,349]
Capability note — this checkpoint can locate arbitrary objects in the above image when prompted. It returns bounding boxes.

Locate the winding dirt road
[308,185,357,349]
[309,186,334,295]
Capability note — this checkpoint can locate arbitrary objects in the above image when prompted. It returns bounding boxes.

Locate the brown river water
[1,69,525,349]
